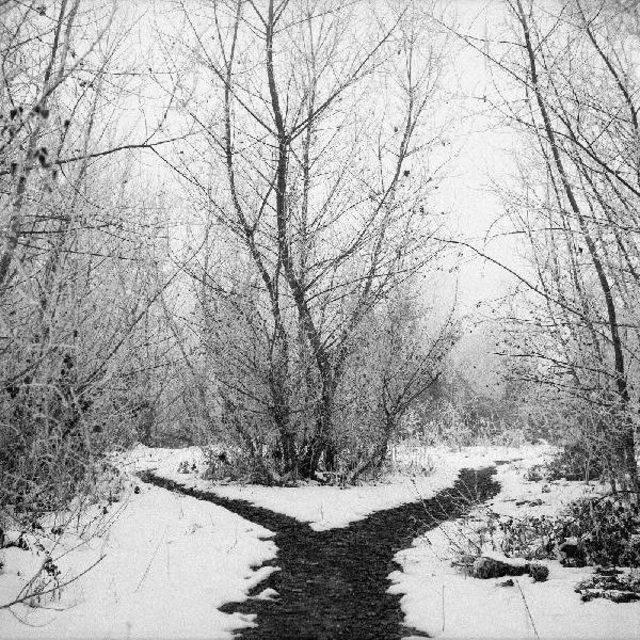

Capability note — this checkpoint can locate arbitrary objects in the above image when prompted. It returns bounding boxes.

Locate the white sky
[433,0,522,306]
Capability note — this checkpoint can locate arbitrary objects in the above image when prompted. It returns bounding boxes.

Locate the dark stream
[139,467,500,640]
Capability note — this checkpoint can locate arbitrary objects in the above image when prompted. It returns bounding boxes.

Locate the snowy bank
[0,481,276,639]
[388,447,640,639]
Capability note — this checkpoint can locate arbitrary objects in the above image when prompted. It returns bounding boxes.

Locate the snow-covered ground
[389,448,640,639]
[0,476,276,639]
[3,443,639,639]
[131,443,530,531]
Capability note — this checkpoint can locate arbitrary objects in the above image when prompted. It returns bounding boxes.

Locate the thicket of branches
[0,0,178,521]
[149,0,458,482]
[3,0,640,529]
[485,0,640,493]
[0,0,460,525]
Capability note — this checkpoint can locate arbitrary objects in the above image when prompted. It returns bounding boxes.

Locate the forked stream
[140,467,500,640]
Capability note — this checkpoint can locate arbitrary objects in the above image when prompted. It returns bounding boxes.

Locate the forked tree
[165,0,449,479]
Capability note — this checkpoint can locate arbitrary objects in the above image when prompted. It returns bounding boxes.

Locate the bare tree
[477,0,640,491]
[162,0,449,480]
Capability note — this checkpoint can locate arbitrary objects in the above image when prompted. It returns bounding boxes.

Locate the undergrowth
[464,494,640,569]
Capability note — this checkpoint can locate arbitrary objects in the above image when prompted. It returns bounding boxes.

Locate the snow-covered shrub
[576,569,640,603]
[403,391,530,450]
[498,349,638,492]
[177,460,192,474]
[0,374,138,521]
[386,445,436,477]
[479,496,640,568]
[556,496,640,567]
[496,514,558,560]
[546,441,605,482]
[201,445,284,485]
[524,465,545,482]
[467,556,549,582]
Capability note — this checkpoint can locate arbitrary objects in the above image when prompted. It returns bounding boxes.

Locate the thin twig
[1,556,106,610]
[515,577,540,639]
[134,526,167,593]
